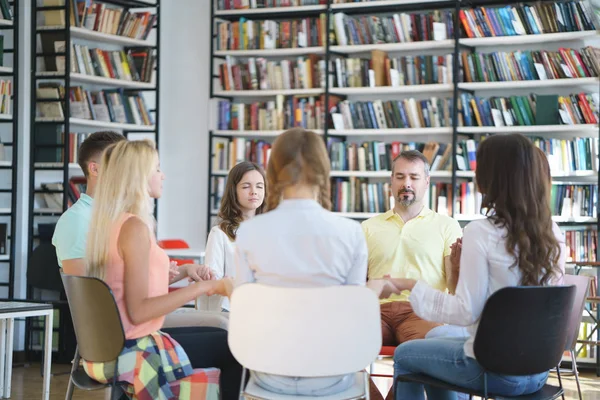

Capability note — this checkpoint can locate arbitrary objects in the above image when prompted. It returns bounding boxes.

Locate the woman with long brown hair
[204,161,266,311]
[226,127,368,395]
[382,133,566,399]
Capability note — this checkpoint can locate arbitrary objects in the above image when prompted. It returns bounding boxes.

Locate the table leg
[4,318,12,399]
[0,319,5,398]
[42,312,53,400]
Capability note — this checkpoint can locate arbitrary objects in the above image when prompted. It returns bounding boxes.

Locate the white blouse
[234,199,368,288]
[205,225,236,310]
[410,218,566,359]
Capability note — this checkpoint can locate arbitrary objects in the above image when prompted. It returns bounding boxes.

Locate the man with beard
[362,150,463,400]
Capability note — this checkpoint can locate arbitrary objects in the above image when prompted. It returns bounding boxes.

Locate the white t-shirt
[410,218,566,359]
[205,225,236,310]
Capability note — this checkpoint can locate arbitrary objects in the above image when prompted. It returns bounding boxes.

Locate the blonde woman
[218,128,369,396]
[83,140,222,400]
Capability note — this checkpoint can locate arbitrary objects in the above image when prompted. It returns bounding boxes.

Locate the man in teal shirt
[52,131,126,275]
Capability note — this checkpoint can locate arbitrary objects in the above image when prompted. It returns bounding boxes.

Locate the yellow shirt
[362,207,463,303]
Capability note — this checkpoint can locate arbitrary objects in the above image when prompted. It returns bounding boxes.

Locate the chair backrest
[61,274,126,363]
[563,274,591,351]
[158,239,190,249]
[228,283,381,377]
[474,285,576,376]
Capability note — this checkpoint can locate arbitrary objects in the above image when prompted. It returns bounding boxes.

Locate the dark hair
[77,131,126,177]
[392,150,430,176]
[219,161,266,241]
[476,134,561,286]
[266,128,331,211]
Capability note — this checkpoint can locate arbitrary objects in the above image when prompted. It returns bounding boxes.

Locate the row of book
[535,137,599,176]
[216,15,327,51]
[566,228,597,262]
[460,47,599,83]
[217,0,324,10]
[459,2,596,39]
[458,93,599,128]
[332,54,454,88]
[551,184,597,218]
[331,178,391,214]
[70,44,155,83]
[217,96,325,131]
[0,79,11,116]
[219,55,324,91]
[212,137,271,172]
[68,87,153,126]
[69,1,156,40]
[333,10,455,46]
[0,0,10,21]
[332,98,454,130]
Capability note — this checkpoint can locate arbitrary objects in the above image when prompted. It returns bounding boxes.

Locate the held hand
[206,278,234,298]
[367,279,405,299]
[385,277,417,293]
[184,264,215,282]
[168,261,180,281]
[450,238,462,275]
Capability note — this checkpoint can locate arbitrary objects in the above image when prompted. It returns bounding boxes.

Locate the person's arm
[385,222,489,327]
[443,221,464,294]
[62,259,86,276]
[345,224,368,285]
[121,216,222,325]
[205,228,225,279]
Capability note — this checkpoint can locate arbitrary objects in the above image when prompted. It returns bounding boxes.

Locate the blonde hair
[266,128,331,211]
[86,140,158,280]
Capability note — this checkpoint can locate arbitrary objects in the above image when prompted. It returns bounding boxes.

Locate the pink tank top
[104,213,169,339]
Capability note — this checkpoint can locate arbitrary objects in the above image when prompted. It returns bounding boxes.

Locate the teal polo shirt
[52,194,93,268]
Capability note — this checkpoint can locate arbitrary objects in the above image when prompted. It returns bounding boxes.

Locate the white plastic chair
[228,284,382,399]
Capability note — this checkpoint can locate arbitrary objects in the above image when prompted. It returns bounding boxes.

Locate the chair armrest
[163,309,229,330]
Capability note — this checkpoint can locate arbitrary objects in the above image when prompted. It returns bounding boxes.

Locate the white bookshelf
[0,161,11,167]
[69,73,155,89]
[214,47,325,57]
[330,83,453,95]
[214,5,326,16]
[457,124,599,138]
[0,19,12,27]
[33,162,81,170]
[0,67,12,74]
[0,255,9,261]
[459,77,599,91]
[214,88,324,97]
[461,31,599,47]
[456,214,598,223]
[329,127,453,136]
[331,0,453,9]
[214,129,324,137]
[334,212,379,219]
[69,118,156,131]
[331,40,454,54]
[70,26,154,47]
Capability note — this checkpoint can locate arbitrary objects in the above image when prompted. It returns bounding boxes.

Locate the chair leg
[64,347,80,400]
[483,373,488,400]
[555,366,565,400]
[570,350,582,400]
[239,368,247,400]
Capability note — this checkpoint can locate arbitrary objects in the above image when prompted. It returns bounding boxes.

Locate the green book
[535,95,560,125]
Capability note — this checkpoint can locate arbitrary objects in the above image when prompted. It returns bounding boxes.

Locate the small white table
[0,301,53,399]
[164,249,205,264]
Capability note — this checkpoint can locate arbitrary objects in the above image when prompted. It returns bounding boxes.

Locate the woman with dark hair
[383,133,566,399]
[205,161,266,311]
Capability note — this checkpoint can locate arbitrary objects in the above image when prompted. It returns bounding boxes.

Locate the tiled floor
[7,361,600,399]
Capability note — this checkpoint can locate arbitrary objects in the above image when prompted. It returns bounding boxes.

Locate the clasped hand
[367,277,417,299]
[169,262,215,282]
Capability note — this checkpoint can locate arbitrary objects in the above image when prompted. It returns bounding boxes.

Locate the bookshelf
[27,0,160,363]
[0,0,18,301]
[209,0,600,371]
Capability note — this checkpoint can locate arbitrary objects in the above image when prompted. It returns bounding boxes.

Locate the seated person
[83,140,225,399]
[205,161,266,311]
[213,128,369,396]
[52,131,125,276]
[361,150,463,399]
[385,134,566,399]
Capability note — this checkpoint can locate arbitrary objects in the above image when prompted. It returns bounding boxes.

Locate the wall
[157,0,211,248]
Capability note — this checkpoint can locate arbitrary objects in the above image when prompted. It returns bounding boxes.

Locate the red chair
[369,345,396,378]
[158,239,193,266]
